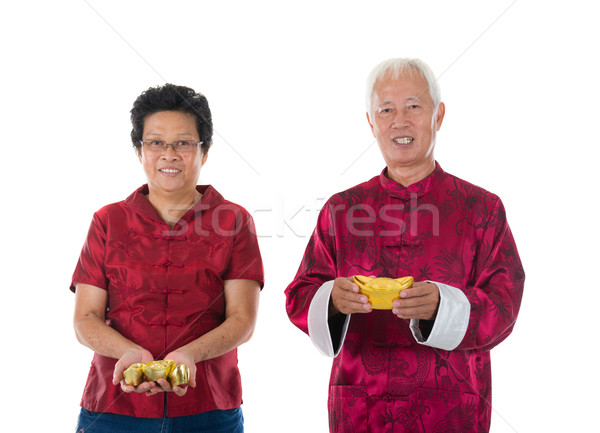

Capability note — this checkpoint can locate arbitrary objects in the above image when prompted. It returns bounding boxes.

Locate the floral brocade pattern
[286,163,524,433]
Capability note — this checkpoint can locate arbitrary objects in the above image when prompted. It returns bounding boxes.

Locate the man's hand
[392,281,439,320]
[330,277,372,316]
[113,347,155,393]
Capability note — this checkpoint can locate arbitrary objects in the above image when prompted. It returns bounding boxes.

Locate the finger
[337,278,360,293]
[156,378,173,392]
[393,298,434,313]
[188,371,197,388]
[393,303,436,320]
[337,299,372,314]
[399,288,424,298]
[172,385,188,397]
[393,295,433,308]
[136,381,156,393]
[120,382,135,393]
[399,286,434,299]
[335,290,369,305]
[145,384,164,396]
[349,302,373,313]
[332,289,370,313]
[113,363,125,385]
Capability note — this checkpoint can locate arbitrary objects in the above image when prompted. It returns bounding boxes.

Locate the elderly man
[285,58,524,432]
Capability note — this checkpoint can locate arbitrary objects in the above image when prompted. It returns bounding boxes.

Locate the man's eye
[176,141,193,147]
[150,140,165,146]
[380,108,393,114]
[408,104,420,109]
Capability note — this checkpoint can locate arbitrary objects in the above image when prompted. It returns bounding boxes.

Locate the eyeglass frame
[139,139,204,153]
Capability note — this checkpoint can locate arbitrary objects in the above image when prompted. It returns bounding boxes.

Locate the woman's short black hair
[130,83,213,154]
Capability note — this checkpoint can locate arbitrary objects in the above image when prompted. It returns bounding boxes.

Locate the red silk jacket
[71,185,264,418]
[285,163,524,432]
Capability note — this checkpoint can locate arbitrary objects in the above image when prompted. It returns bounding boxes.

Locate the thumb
[188,367,197,388]
[112,360,126,385]
[112,369,123,385]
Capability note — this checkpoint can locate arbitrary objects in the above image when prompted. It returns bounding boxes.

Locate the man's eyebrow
[378,96,422,106]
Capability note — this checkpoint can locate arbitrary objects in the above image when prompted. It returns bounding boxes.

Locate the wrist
[328,298,340,318]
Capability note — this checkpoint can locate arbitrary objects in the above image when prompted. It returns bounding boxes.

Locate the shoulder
[200,186,255,230]
[95,200,127,215]
[326,175,380,207]
[439,170,508,230]
[90,186,147,225]
[442,170,502,207]
[216,199,253,223]
[203,186,251,216]
[94,185,147,217]
[91,200,128,224]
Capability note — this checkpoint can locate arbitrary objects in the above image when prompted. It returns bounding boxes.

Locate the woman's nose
[161,145,180,159]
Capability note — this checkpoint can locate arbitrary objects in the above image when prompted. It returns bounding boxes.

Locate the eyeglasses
[140,139,203,153]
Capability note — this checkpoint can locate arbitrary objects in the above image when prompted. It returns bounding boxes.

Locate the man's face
[367,70,445,174]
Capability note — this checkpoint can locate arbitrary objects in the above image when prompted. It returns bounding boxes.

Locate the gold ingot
[353,276,414,310]
[143,360,175,381]
[169,364,190,387]
[123,363,145,387]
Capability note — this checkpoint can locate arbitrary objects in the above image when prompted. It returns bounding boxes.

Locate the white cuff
[410,281,470,351]
[307,280,351,357]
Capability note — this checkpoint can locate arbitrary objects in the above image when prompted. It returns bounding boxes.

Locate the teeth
[394,137,413,144]
[160,169,181,173]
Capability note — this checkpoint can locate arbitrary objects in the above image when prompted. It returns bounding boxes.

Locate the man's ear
[435,102,445,131]
[366,112,376,138]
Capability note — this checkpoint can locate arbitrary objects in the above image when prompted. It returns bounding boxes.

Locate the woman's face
[138,110,207,197]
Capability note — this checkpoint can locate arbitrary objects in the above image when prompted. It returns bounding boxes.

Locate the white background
[1,1,598,432]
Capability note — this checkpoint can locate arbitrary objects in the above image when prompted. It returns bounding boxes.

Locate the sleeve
[426,199,525,352]
[222,209,264,288]
[409,282,470,350]
[70,213,109,292]
[285,201,344,353]
[307,281,351,357]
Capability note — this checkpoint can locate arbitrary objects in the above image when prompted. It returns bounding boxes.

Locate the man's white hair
[365,58,441,116]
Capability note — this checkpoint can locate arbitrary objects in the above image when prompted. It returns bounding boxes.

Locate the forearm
[177,314,256,363]
[74,314,141,360]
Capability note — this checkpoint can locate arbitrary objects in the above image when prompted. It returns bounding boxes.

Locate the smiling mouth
[160,168,181,173]
[393,137,414,145]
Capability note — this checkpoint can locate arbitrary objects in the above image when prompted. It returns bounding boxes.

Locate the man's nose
[392,112,409,128]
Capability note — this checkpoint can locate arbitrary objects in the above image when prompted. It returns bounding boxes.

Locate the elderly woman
[72,84,263,433]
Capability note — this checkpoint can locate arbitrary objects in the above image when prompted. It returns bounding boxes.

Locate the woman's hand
[144,348,197,397]
[112,347,155,393]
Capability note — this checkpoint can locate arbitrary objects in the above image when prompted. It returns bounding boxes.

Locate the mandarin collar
[125,184,224,222]
[379,162,445,200]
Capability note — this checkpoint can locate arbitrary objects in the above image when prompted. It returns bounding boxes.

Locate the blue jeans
[75,407,244,433]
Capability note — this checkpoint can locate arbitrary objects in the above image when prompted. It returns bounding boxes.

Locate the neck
[386,160,435,187]
[146,187,201,228]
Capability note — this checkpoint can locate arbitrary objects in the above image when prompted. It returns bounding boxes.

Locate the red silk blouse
[71,184,264,418]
